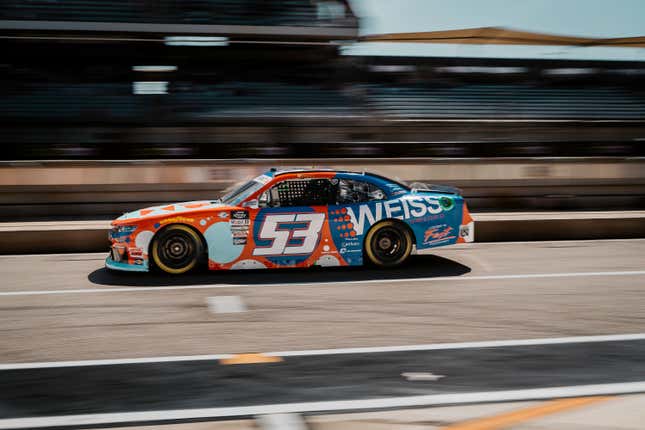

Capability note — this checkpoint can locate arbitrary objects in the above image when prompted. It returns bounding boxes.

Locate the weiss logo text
[346,197,449,235]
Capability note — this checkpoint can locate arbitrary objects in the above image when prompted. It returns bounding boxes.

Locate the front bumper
[105,255,149,272]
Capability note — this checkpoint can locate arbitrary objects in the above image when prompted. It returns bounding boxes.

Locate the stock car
[106,168,474,274]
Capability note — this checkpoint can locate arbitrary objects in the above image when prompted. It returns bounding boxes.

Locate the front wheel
[151,224,204,274]
[364,220,413,268]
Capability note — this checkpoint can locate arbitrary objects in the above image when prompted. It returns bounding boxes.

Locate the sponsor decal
[232,230,248,238]
[339,247,361,254]
[346,197,452,236]
[218,212,229,219]
[230,219,250,226]
[231,210,249,220]
[440,197,454,210]
[134,259,144,265]
[160,216,194,225]
[233,237,248,245]
[128,247,144,258]
[423,225,455,245]
[459,223,473,241]
[408,213,445,224]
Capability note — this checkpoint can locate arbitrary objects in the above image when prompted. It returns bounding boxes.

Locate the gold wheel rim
[365,221,412,266]
[152,225,201,274]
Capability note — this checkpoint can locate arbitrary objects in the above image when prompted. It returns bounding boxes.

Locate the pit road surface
[2,240,645,428]
[1,239,645,363]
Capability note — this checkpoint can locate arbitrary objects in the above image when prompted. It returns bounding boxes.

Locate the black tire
[151,224,204,274]
[364,220,413,267]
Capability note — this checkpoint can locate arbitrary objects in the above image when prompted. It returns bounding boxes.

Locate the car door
[327,178,387,266]
[250,176,336,268]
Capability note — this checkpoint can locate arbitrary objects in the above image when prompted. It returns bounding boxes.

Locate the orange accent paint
[440,396,612,430]
[462,202,474,225]
[219,354,284,365]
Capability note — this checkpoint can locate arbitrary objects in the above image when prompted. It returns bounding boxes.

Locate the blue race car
[107,168,474,274]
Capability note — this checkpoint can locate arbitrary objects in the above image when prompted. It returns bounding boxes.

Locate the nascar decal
[346,196,454,236]
[230,210,249,220]
[229,210,250,245]
[253,213,325,256]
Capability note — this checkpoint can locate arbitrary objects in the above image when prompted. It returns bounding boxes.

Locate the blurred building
[1,0,644,160]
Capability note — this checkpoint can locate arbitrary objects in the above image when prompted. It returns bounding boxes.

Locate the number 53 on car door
[253,213,325,256]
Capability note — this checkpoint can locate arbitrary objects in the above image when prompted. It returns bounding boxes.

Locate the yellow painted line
[219,353,283,365]
[441,396,612,430]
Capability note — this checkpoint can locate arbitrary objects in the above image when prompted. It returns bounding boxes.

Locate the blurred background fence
[0,0,644,218]
[1,158,644,219]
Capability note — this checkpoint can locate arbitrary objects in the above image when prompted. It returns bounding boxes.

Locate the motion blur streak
[0,384,642,430]
[1,0,645,428]
[439,396,612,430]
[2,268,645,297]
[2,332,645,370]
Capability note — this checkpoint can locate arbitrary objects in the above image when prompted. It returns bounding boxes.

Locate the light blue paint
[204,222,244,264]
[105,257,149,272]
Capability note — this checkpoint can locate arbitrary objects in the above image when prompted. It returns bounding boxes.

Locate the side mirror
[242,199,259,209]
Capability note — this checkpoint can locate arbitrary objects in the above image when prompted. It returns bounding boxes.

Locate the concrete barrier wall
[1,158,644,217]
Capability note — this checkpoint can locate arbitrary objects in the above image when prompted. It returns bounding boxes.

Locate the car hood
[113,200,233,224]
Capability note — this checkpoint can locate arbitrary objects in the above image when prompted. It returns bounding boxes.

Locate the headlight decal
[109,225,138,241]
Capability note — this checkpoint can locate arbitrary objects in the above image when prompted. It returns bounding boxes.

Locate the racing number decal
[253,213,325,256]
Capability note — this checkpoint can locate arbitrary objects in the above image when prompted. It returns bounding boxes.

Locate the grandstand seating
[2,82,644,122]
[0,0,351,27]
[0,83,143,121]
[363,84,645,120]
[0,82,355,122]
[171,82,355,118]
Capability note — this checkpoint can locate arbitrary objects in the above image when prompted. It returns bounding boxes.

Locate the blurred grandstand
[1,0,644,160]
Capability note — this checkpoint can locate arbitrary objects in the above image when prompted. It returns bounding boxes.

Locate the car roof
[272,167,380,179]
[269,168,411,193]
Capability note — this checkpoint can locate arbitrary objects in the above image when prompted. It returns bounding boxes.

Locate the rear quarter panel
[337,193,466,255]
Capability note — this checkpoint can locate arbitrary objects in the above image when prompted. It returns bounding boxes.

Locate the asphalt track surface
[1,240,645,427]
[1,339,645,425]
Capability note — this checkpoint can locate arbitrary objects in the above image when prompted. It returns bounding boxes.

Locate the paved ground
[1,239,645,428]
[3,339,645,418]
[1,240,644,363]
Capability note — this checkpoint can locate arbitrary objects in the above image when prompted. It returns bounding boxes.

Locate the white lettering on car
[384,200,404,220]
[408,198,427,218]
[346,203,382,236]
[346,197,451,235]
[253,213,325,256]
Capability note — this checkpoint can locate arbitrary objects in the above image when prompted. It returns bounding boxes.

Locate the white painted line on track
[257,413,308,430]
[268,333,645,358]
[0,354,233,370]
[2,270,645,297]
[2,381,645,429]
[2,333,644,370]
[401,372,445,382]
[207,296,247,314]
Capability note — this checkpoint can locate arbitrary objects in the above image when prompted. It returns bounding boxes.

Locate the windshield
[220,174,271,206]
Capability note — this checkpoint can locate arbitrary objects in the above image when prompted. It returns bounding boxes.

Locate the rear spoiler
[410,183,462,196]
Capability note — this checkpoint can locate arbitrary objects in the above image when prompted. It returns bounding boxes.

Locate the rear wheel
[151,225,204,274]
[364,220,413,267]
